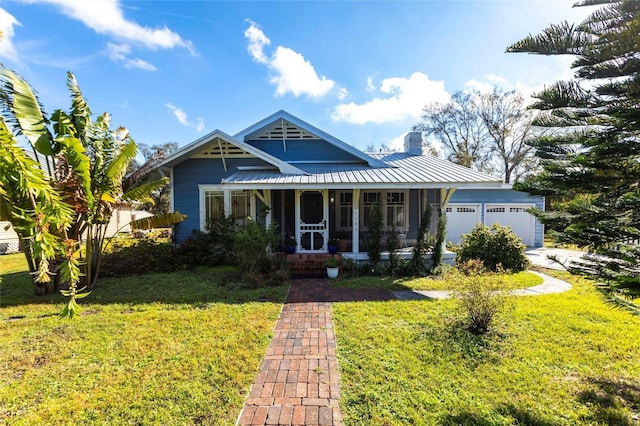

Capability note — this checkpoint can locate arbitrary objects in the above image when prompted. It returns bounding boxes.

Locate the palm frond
[0,66,55,155]
[59,136,94,209]
[122,177,169,204]
[130,211,187,230]
[66,72,92,141]
[104,139,137,188]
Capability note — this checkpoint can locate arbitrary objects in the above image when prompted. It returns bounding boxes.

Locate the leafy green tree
[0,66,182,316]
[507,0,640,294]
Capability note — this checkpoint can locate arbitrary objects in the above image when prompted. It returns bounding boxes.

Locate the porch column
[439,187,456,251]
[223,189,232,217]
[439,188,456,215]
[352,189,360,253]
[294,189,301,250]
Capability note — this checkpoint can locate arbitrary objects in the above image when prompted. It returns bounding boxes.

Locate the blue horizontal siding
[246,139,364,163]
[173,157,270,242]
[449,188,545,247]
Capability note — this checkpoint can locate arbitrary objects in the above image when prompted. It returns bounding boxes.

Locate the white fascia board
[153,129,306,175]
[233,110,389,168]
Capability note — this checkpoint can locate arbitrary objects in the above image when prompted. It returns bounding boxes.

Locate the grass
[334,270,543,291]
[333,269,640,425]
[0,253,288,425]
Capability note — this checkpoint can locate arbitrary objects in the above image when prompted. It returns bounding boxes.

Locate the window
[338,192,353,228]
[386,192,405,228]
[362,192,381,227]
[231,190,251,220]
[335,190,409,231]
[202,187,253,230]
[203,189,224,225]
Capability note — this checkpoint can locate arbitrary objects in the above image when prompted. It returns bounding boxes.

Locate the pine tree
[507,0,640,294]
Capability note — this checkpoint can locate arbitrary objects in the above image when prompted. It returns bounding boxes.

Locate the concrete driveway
[525,247,586,270]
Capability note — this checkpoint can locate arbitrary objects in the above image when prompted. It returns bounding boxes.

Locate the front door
[296,190,328,253]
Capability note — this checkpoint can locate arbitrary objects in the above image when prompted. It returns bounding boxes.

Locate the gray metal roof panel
[221,154,502,187]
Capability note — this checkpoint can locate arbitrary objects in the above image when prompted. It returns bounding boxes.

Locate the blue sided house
[153,110,543,260]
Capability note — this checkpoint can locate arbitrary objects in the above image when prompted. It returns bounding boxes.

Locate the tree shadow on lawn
[577,377,640,425]
[0,267,289,309]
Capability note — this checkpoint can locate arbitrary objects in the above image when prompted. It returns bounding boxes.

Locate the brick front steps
[284,254,343,277]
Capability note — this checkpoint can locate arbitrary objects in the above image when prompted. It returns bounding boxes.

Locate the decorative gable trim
[155,130,305,175]
[191,137,256,159]
[247,119,318,140]
[234,110,389,168]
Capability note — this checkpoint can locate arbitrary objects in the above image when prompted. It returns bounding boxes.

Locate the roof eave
[151,129,306,175]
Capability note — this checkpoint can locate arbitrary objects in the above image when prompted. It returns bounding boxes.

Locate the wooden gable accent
[191,137,256,159]
[248,120,318,141]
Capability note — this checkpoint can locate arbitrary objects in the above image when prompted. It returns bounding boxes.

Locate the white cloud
[337,88,349,101]
[165,103,205,132]
[464,57,582,104]
[244,19,269,64]
[0,8,21,61]
[332,72,449,125]
[29,0,194,53]
[387,133,406,152]
[366,76,375,92]
[195,117,205,132]
[244,20,335,99]
[165,103,189,126]
[106,42,156,71]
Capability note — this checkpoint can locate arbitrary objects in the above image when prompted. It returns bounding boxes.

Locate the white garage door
[484,204,535,247]
[445,204,481,244]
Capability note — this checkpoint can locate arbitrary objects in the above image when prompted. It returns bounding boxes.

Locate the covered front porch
[241,187,457,256]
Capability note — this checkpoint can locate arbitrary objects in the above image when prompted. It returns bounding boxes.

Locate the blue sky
[0,1,594,152]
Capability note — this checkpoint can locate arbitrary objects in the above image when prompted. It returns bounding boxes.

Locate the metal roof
[221,152,503,189]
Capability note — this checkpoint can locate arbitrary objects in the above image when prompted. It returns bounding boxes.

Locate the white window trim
[335,189,410,232]
[199,185,256,231]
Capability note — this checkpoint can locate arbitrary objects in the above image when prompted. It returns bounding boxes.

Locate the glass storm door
[296,190,328,253]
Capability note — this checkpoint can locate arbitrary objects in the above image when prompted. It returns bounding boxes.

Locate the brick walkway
[237,279,392,425]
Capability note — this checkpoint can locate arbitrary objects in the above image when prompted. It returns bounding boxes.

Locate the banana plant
[0,65,184,317]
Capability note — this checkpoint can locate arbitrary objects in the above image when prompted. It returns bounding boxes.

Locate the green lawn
[0,253,288,425]
[333,269,640,425]
[333,270,543,291]
[4,252,640,425]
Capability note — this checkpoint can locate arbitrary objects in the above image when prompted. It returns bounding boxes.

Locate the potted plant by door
[285,235,297,254]
[325,256,340,279]
[327,236,339,254]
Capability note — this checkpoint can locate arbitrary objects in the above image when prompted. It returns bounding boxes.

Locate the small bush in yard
[448,265,511,335]
[233,219,281,282]
[178,217,236,267]
[456,223,529,272]
[101,238,179,277]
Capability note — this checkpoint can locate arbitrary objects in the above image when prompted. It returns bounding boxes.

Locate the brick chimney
[404,131,423,156]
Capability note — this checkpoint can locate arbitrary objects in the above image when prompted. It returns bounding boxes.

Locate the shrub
[448,266,510,335]
[366,199,384,266]
[101,238,179,277]
[431,213,447,269]
[233,219,280,281]
[386,223,401,275]
[456,223,529,272]
[177,218,236,267]
[409,204,434,276]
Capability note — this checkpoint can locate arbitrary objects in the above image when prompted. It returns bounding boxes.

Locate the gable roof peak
[235,111,388,168]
